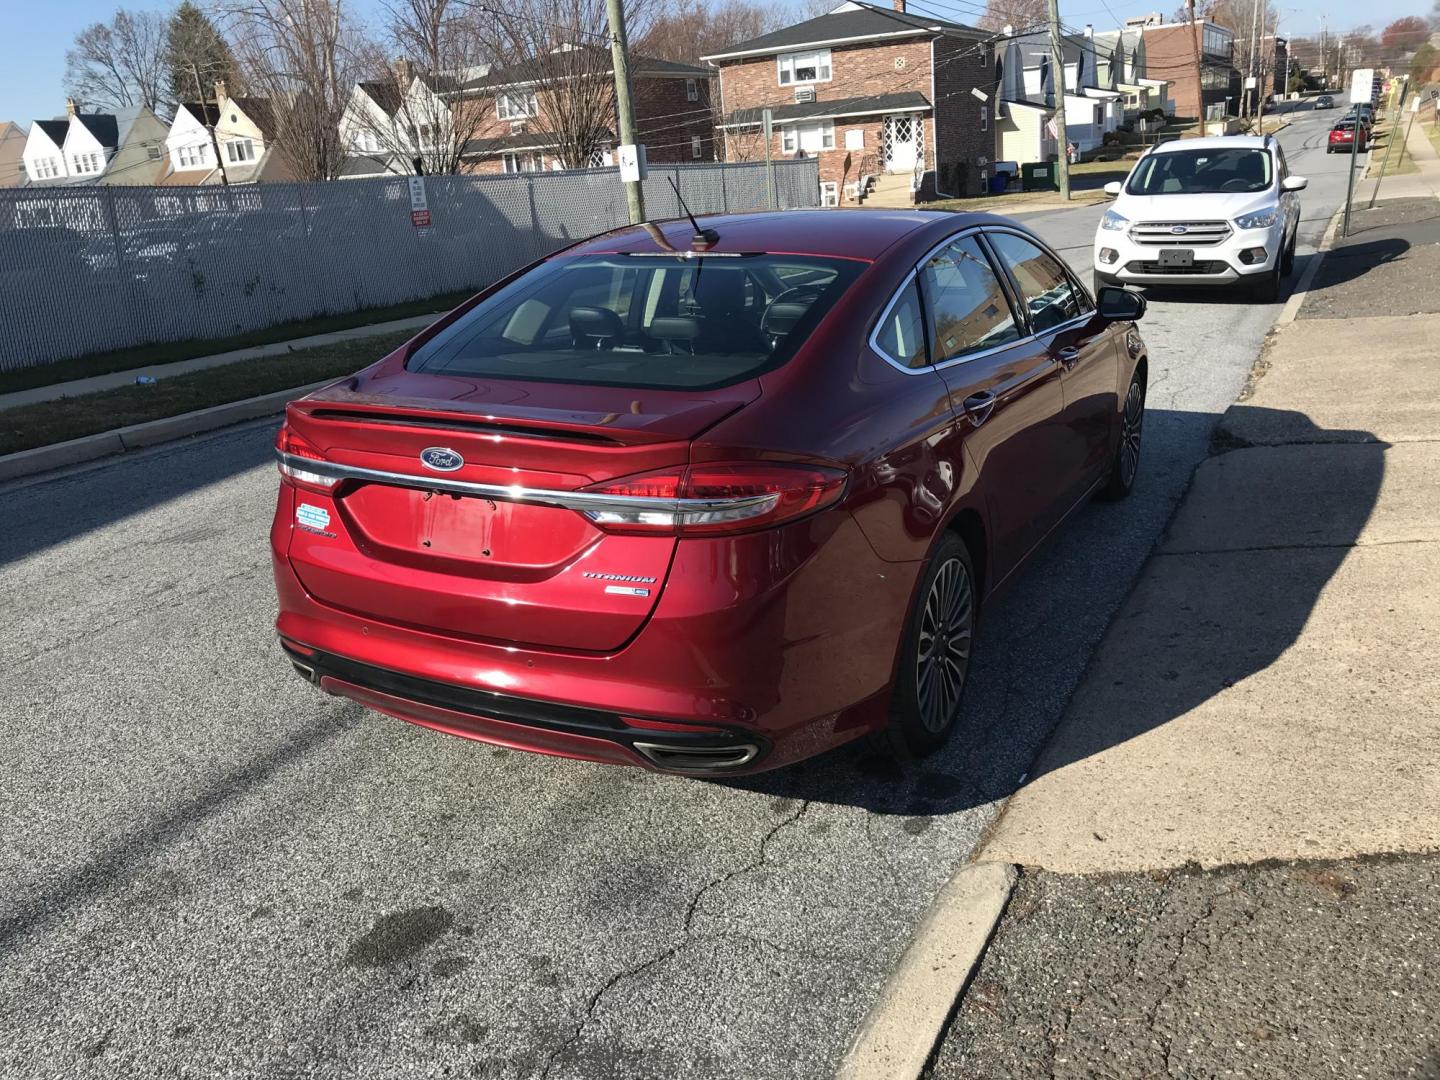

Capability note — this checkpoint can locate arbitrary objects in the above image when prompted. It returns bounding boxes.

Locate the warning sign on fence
[408,177,430,229]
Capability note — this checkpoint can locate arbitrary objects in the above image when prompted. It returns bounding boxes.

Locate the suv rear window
[406,253,863,390]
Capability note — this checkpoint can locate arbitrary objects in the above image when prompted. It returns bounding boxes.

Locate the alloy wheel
[915,557,974,734]
[1118,379,1145,488]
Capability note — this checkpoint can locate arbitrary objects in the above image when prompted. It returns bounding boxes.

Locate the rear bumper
[272,505,918,774]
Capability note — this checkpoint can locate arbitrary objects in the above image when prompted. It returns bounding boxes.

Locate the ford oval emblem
[1170,225,1188,235]
[420,447,464,472]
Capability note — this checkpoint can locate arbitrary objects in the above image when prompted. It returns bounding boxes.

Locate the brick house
[457,48,714,173]
[1131,18,1239,120]
[702,0,992,203]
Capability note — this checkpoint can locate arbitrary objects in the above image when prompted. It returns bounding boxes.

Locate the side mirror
[1103,181,1123,197]
[1281,175,1308,192]
[1097,285,1146,322]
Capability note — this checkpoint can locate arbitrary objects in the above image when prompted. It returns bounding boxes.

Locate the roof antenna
[668,176,719,251]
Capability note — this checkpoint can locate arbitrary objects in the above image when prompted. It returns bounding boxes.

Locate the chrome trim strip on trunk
[274,450,775,515]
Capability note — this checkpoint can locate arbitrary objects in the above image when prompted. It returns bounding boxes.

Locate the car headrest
[649,316,701,341]
[761,302,810,338]
[569,306,624,348]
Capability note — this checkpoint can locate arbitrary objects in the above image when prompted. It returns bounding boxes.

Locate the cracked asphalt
[0,108,1355,1078]
[930,856,1440,1080]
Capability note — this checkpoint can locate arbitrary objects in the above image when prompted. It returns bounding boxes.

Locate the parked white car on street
[1093,134,1307,302]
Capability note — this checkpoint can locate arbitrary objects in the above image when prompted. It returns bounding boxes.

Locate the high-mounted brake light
[275,425,339,492]
[582,462,847,536]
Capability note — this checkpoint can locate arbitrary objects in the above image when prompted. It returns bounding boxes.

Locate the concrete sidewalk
[929,158,1440,1078]
[1356,112,1440,204]
[0,313,437,412]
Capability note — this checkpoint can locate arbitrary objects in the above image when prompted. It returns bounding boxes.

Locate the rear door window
[985,232,1091,334]
[917,234,1022,362]
[406,253,863,390]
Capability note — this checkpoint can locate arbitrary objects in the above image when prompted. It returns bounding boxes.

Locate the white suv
[1093,134,1307,302]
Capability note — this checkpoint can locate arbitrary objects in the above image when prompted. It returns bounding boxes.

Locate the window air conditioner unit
[794,87,816,104]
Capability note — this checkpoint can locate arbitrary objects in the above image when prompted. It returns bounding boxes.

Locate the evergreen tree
[165,1,238,103]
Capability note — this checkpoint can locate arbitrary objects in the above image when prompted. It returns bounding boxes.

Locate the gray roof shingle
[703,4,982,60]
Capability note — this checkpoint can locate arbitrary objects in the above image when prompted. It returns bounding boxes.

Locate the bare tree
[65,9,170,112]
[349,0,495,174]
[217,0,367,181]
[634,0,779,62]
[976,0,1047,32]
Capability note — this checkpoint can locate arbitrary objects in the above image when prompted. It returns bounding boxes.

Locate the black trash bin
[1021,161,1058,192]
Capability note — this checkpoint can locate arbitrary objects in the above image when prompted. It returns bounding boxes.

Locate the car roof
[1151,135,1270,154]
[564,209,985,261]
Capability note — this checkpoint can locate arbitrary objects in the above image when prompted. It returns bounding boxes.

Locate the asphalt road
[0,106,1356,1079]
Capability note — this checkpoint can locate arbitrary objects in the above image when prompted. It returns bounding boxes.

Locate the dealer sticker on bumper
[296,503,333,535]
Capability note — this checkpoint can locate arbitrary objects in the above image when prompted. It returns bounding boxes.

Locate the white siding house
[22,120,70,183]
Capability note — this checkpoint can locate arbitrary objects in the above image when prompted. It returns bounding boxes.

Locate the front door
[883,114,919,174]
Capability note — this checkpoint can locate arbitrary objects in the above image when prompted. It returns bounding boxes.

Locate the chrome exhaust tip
[290,659,319,685]
[631,741,761,773]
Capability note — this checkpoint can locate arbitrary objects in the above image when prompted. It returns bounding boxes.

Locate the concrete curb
[1277,205,1345,327]
[0,379,330,483]
[835,862,1017,1080]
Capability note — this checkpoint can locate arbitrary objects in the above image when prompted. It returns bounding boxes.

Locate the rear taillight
[582,462,847,536]
[275,424,338,492]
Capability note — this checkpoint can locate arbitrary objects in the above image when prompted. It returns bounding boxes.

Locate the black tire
[880,534,977,761]
[1249,257,1282,302]
[1280,231,1296,276]
[1098,369,1145,501]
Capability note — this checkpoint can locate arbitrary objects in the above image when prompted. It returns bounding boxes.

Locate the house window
[777,49,832,86]
[496,90,539,120]
[686,78,698,101]
[225,139,256,163]
[32,156,60,179]
[980,105,989,132]
[70,152,102,175]
[780,120,835,153]
[502,152,544,173]
[819,181,838,207]
[177,144,210,168]
[147,146,163,160]
[351,129,380,152]
[691,135,703,159]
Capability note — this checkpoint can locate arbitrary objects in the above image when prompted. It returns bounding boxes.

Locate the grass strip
[0,329,415,457]
[0,290,473,396]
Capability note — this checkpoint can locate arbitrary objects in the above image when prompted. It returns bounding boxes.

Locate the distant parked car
[1328,120,1369,153]
[1314,94,1334,109]
[1343,104,1375,129]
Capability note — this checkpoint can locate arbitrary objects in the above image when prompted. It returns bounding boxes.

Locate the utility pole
[1245,0,1261,122]
[1046,0,1070,200]
[1320,16,1327,89]
[603,0,644,223]
[1186,0,1205,134]
[761,107,776,210]
[191,64,228,186]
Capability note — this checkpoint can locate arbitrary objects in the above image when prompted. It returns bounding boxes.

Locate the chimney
[891,0,905,11]
[66,97,77,117]
[394,57,415,85]
[1002,23,1013,36]
[1084,23,1093,38]
[214,79,227,104]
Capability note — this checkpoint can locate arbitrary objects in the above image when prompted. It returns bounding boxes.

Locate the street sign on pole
[1349,67,1375,105]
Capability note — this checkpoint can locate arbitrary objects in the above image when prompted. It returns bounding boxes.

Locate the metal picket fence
[0,158,820,372]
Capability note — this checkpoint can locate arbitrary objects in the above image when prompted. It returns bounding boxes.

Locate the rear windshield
[1125,148,1274,196]
[406,252,864,390]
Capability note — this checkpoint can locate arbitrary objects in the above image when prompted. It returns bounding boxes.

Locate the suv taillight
[582,462,847,536]
[275,424,338,492]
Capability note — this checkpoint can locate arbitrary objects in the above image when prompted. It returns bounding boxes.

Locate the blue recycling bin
[989,172,1010,194]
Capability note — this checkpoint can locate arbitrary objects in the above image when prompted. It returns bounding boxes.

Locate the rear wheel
[1098,370,1145,501]
[881,535,976,761]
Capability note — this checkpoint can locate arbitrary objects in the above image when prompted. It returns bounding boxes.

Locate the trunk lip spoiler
[275,450,776,516]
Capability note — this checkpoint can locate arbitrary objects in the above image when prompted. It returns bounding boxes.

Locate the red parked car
[1328,121,1369,153]
[272,210,1148,774]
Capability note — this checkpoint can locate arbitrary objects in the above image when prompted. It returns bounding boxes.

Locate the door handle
[962,391,996,425]
[1056,346,1081,370]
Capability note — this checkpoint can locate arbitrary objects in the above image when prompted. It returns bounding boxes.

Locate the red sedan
[272,210,1148,774]
[1328,121,1369,152]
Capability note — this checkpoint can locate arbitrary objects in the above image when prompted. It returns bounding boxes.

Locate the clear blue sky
[0,0,1422,130]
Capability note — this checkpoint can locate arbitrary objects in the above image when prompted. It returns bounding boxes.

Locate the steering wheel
[761,284,828,341]
[1221,178,1256,191]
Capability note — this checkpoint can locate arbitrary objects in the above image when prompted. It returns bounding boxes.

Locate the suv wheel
[1250,256,1282,302]
[881,535,976,760]
[1280,232,1296,276]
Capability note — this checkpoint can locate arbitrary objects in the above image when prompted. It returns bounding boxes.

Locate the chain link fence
[0,159,820,373]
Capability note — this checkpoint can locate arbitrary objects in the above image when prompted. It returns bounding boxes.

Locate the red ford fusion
[272,210,1148,775]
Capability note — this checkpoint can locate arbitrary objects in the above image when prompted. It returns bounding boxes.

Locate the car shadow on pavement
[0,420,275,569]
[723,407,1384,820]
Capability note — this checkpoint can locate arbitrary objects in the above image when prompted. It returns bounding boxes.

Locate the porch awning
[720,91,930,129]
